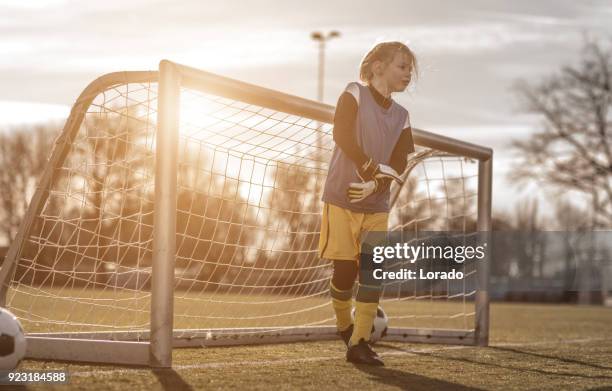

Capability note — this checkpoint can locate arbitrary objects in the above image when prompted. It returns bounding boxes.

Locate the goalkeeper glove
[358,157,404,185]
[347,179,380,203]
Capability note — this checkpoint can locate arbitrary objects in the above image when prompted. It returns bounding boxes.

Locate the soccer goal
[0,60,492,367]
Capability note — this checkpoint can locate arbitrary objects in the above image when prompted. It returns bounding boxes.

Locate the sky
[0,0,611,221]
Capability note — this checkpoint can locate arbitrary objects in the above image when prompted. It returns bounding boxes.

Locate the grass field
[7,286,477,333]
[15,302,612,390]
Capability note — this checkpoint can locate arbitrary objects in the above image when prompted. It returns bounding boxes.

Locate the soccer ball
[0,308,26,370]
[351,305,388,344]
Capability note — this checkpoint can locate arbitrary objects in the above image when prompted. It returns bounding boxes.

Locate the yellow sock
[350,283,381,345]
[350,301,378,345]
[330,281,353,331]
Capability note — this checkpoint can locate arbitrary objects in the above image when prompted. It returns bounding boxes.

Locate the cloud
[0,100,69,128]
[0,0,69,9]
[336,21,580,55]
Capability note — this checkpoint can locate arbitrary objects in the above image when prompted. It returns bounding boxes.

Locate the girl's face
[378,51,413,93]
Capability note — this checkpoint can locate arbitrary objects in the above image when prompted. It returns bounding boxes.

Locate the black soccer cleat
[346,338,384,366]
[338,324,354,347]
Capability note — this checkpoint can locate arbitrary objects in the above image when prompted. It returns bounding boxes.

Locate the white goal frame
[0,60,492,367]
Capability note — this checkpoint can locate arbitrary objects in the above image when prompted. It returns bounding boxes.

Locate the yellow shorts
[318,202,389,261]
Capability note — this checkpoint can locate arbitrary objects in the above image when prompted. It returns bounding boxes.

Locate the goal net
[0,60,492,367]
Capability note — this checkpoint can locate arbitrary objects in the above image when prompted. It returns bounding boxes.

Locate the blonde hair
[359,41,418,84]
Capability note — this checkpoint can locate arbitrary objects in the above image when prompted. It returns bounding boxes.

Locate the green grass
[15,302,612,390]
[8,286,477,332]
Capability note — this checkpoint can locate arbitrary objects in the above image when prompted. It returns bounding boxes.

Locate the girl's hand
[358,158,404,185]
[373,164,404,185]
[347,179,379,203]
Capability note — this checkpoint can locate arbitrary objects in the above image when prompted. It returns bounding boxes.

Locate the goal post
[0,59,492,367]
[150,60,180,367]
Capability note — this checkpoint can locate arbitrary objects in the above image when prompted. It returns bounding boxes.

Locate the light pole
[310,30,340,103]
[310,30,340,216]
[310,30,340,210]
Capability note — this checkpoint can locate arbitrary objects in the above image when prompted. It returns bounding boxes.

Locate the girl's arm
[331,91,370,169]
[375,127,415,193]
[390,127,415,177]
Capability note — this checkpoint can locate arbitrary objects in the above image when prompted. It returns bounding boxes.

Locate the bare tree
[0,125,57,245]
[510,36,612,228]
[552,197,589,299]
[511,197,548,278]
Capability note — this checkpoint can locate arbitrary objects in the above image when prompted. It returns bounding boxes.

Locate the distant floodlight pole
[311,30,340,103]
[311,30,340,213]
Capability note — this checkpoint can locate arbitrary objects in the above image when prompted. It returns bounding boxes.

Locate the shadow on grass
[152,368,194,391]
[491,346,612,371]
[351,363,484,391]
[376,342,612,381]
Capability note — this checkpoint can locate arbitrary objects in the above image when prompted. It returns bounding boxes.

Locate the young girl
[318,41,417,366]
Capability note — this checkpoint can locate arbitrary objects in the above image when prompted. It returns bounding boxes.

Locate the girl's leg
[318,203,362,332]
[350,281,381,345]
[330,259,358,332]
[350,212,388,345]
